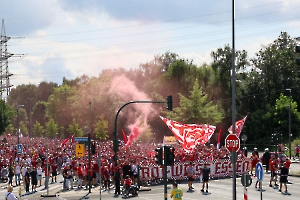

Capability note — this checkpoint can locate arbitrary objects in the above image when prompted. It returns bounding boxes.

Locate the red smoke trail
[109,75,156,143]
[126,126,140,146]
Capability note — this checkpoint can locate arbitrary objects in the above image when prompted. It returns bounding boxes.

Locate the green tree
[0,100,15,135]
[32,101,47,128]
[210,45,249,128]
[32,121,44,137]
[244,93,300,146]
[68,118,83,137]
[19,121,28,136]
[250,32,300,105]
[94,116,108,140]
[164,80,224,125]
[5,124,14,134]
[273,93,300,141]
[45,118,59,138]
[46,85,75,133]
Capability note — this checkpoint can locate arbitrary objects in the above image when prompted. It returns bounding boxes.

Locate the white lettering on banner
[140,158,250,180]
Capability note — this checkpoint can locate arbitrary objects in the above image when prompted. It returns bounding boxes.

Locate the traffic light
[165,146,175,166]
[91,141,96,154]
[296,45,300,65]
[167,95,173,111]
[155,147,163,165]
[113,140,121,152]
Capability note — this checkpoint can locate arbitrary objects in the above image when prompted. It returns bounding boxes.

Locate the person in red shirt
[285,158,292,183]
[93,160,99,186]
[51,160,58,183]
[84,164,93,189]
[250,152,259,176]
[76,163,83,189]
[269,156,278,187]
[124,175,132,191]
[285,158,291,169]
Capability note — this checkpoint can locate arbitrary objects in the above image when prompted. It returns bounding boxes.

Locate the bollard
[244,187,248,200]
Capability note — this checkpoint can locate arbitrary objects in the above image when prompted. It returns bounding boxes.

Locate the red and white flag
[228,116,247,137]
[160,116,216,152]
[61,138,70,147]
[217,128,222,149]
[71,134,75,143]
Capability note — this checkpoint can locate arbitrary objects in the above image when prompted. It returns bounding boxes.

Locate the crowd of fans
[0,135,294,195]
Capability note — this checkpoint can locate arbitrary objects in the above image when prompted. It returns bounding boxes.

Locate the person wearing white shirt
[5,186,18,200]
[37,164,43,187]
[14,164,21,186]
[67,156,72,166]
[21,165,28,189]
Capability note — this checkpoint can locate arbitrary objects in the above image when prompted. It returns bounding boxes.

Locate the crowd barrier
[139,158,251,181]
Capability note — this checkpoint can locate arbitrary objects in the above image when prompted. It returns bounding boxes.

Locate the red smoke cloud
[109,75,156,145]
[126,126,139,146]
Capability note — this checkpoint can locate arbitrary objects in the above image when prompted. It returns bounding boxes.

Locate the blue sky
[1,0,300,88]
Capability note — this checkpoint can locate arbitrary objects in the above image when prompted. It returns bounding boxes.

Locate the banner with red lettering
[160,116,216,152]
[139,158,250,181]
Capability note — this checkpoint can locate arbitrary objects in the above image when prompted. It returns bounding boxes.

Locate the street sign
[74,137,89,145]
[17,144,22,155]
[74,137,88,142]
[76,144,85,157]
[225,134,240,152]
[241,174,252,187]
[256,162,264,181]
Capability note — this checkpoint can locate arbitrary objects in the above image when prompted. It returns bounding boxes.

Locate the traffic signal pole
[163,146,167,200]
[113,98,172,164]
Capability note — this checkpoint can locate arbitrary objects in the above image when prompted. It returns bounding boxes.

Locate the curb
[139,187,151,191]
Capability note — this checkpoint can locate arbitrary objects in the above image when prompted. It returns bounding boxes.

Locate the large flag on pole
[160,116,216,152]
[217,128,222,149]
[228,116,247,137]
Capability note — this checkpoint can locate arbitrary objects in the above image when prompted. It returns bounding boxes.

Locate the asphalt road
[1,162,299,200]
[54,175,300,200]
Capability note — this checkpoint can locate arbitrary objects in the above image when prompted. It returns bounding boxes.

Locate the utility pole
[17,104,24,164]
[1,19,24,100]
[88,102,92,193]
[286,88,292,159]
[231,0,237,200]
[27,98,34,138]
[62,89,68,136]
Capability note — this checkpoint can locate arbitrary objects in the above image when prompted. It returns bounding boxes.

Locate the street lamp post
[27,98,34,138]
[286,89,292,159]
[17,104,24,164]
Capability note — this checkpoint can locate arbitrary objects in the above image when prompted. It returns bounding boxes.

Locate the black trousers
[265,162,270,172]
[115,180,120,194]
[26,182,30,192]
[104,179,110,189]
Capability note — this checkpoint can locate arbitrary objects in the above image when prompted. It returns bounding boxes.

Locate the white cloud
[2,0,300,88]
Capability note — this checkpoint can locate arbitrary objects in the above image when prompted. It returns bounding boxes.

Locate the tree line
[1,32,300,148]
